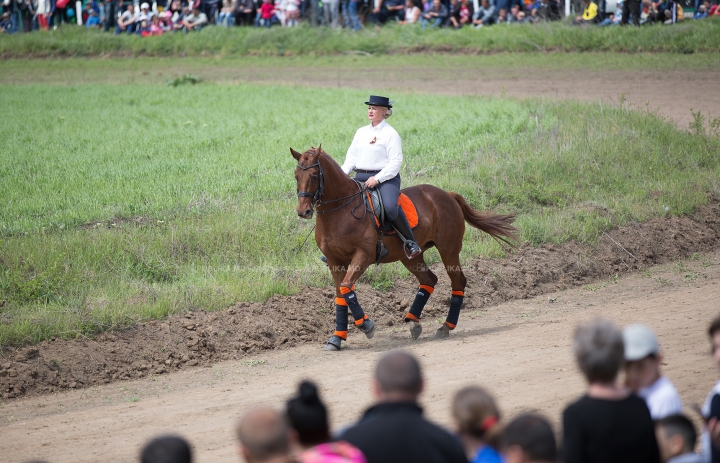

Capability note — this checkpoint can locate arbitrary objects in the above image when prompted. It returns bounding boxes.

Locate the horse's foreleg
[401,256,438,340]
[324,260,354,351]
[338,256,375,339]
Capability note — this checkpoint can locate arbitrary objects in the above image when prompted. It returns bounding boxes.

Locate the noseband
[296,161,325,208]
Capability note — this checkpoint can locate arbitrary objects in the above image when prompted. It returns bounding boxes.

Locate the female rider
[341,95,422,259]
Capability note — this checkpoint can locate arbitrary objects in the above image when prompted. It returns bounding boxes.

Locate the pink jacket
[298,442,367,463]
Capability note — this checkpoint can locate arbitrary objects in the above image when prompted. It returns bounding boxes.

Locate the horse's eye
[312,175,318,180]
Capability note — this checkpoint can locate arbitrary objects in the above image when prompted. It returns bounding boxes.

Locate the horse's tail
[449,192,519,248]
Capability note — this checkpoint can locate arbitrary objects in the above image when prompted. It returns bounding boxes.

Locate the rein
[296,159,367,217]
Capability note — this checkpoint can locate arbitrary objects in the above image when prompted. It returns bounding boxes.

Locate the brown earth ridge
[2,200,720,400]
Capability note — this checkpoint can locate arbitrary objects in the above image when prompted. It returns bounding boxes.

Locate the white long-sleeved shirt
[341,119,402,184]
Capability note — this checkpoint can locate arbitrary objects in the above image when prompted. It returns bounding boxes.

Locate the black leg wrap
[408,288,432,319]
[335,305,349,332]
[343,290,365,321]
[447,295,464,326]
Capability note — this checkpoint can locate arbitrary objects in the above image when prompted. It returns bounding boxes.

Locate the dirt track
[229,67,720,129]
[2,248,720,463]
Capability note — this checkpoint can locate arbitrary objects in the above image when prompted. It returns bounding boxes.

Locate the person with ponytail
[286,380,367,463]
[452,386,504,463]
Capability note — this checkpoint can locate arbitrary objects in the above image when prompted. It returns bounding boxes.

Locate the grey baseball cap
[623,324,659,361]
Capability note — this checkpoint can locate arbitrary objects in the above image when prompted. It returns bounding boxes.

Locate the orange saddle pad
[367,192,419,231]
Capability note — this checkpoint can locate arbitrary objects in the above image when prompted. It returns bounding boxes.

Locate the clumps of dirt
[2,201,720,399]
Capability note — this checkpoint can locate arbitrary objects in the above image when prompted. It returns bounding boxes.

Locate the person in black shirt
[339,350,468,463]
[562,318,660,463]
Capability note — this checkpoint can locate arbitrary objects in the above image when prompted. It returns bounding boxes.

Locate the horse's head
[291,145,324,219]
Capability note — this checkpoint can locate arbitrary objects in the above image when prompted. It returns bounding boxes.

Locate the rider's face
[367,105,386,126]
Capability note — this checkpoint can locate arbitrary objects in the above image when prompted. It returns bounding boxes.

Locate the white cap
[141,2,150,8]
[623,324,659,361]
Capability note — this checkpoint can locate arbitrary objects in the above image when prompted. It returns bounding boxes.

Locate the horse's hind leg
[435,247,467,340]
[401,255,438,340]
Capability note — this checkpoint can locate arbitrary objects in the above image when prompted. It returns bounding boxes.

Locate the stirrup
[403,241,422,260]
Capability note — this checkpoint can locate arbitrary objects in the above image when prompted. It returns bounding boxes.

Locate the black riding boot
[389,209,422,259]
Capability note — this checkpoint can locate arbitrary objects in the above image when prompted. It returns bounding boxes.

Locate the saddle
[363,189,419,234]
[362,187,419,263]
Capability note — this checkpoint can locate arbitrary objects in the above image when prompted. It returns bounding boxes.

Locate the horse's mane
[314,147,349,179]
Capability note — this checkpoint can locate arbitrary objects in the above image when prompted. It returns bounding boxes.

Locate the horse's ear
[290,148,302,161]
[317,144,323,155]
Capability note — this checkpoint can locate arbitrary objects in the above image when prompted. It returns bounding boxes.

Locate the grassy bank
[1,19,719,58]
[1,83,719,347]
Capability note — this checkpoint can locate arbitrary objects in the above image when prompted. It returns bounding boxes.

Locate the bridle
[296,156,367,216]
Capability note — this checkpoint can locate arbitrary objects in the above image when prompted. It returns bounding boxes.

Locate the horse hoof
[324,335,342,351]
[409,321,422,340]
[433,323,450,340]
[357,319,376,339]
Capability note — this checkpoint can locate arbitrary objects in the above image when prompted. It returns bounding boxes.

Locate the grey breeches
[354,172,401,220]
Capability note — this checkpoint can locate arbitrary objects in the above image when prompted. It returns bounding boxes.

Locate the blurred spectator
[236,408,293,463]
[322,0,339,26]
[372,0,406,23]
[283,0,300,25]
[621,0,639,25]
[285,380,367,463]
[138,2,156,23]
[258,0,274,27]
[702,316,720,463]
[183,6,207,30]
[659,1,683,23]
[173,4,191,31]
[500,413,557,463]
[160,11,173,30]
[452,386,503,463]
[116,4,138,33]
[149,14,164,33]
[694,4,707,18]
[140,435,193,463]
[573,0,598,24]
[19,0,34,32]
[53,0,71,28]
[472,0,496,27]
[235,0,255,25]
[655,414,703,463]
[562,318,660,463]
[86,8,101,27]
[137,17,151,34]
[640,0,659,23]
[535,0,560,20]
[342,0,361,28]
[104,0,121,32]
[399,0,421,23]
[597,10,619,24]
[218,0,237,26]
[339,350,468,463]
[36,0,51,29]
[506,4,524,22]
[0,11,11,33]
[448,0,473,25]
[421,0,447,27]
[623,324,683,420]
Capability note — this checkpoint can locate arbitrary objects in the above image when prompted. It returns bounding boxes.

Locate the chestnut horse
[291,146,518,350]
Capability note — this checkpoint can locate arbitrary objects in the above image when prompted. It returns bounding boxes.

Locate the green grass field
[2,18,720,58]
[1,57,719,347]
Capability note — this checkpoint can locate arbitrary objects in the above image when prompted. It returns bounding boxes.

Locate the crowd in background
[1,0,718,34]
[21,314,720,463]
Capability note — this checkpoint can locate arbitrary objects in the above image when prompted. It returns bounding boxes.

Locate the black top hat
[365,95,393,109]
